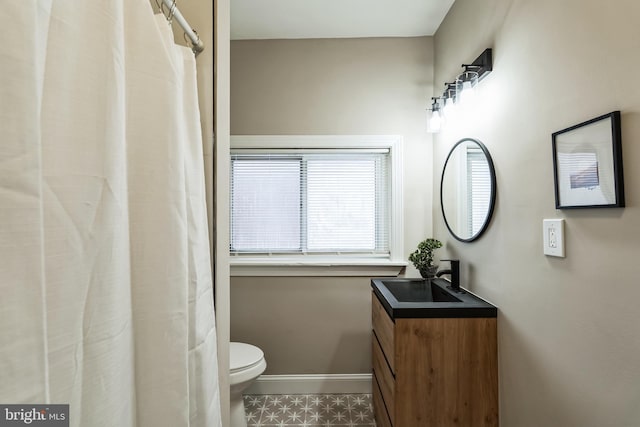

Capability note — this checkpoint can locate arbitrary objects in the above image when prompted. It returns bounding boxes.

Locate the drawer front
[372,292,395,373]
[373,373,393,427]
[372,335,395,425]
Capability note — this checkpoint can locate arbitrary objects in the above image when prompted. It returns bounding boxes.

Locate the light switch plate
[543,219,565,257]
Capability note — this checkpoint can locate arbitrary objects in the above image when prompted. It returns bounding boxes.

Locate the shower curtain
[0,1,221,426]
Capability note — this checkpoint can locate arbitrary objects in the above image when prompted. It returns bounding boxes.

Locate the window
[230,136,404,272]
[466,145,492,236]
[231,157,302,252]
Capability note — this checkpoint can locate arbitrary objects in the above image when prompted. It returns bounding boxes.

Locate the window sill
[230,258,407,277]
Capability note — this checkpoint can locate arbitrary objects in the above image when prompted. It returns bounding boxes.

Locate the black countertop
[371,278,497,319]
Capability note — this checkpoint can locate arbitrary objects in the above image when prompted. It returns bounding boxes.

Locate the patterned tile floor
[243,394,376,427]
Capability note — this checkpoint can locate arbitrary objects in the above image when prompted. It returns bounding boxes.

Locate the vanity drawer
[373,373,393,427]
[372,334,395,425]
[372,292,395,373]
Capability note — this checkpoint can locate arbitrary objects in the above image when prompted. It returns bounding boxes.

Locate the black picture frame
[552,111,624,209]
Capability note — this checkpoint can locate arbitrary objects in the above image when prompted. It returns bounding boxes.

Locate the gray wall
[230,37,434,374]
[433,0,640,425]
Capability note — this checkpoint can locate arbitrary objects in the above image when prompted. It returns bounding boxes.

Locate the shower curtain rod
[160,0,204,56]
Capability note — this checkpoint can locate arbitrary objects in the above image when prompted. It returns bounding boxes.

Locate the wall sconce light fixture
[456,70,479,104]
[442,83,457,119]
[427,97,442,133]
[428,48,493,133]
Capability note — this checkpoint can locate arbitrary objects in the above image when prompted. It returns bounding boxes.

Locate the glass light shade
[428,109,442,133]
[442,96,455,118]
[456,71,479,104]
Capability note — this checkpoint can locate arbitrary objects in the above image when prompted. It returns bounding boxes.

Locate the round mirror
[440,138,496,242]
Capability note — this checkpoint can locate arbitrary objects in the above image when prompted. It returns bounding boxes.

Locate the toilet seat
[230,342,265,374]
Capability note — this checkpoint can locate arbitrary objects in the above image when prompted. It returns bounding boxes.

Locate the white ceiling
[231,0,455,40]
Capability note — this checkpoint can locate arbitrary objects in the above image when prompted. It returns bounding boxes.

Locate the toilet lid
[230,342,264,372]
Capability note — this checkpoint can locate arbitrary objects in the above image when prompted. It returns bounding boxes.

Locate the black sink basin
[371,278,497,319]
[383,280,461,303]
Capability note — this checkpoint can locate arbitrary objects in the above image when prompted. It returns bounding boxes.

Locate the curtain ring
[167,0,177,23]
[160,1,168,18]
[154,0,162,13]
[159,0,176,24]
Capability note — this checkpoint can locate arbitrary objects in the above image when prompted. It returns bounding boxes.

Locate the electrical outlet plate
[543,219,565,257]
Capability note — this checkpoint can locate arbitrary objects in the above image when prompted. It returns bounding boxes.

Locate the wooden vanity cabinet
[371,292,499,427]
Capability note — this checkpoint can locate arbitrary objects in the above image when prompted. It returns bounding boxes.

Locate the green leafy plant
[409,238,443,271]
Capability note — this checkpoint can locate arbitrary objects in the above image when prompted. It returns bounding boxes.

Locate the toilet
[230,342,267,427]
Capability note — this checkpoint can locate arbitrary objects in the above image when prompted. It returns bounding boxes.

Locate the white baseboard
[245,374,373,395]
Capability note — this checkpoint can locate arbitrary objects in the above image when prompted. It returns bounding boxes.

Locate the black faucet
[436,259,464,293]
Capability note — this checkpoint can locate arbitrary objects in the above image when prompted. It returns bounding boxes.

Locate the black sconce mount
[461,48,493,81]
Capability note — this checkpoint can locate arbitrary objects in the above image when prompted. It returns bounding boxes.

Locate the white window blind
[231,150,390,256]
[231,158,301,251]
[466,146,492,236]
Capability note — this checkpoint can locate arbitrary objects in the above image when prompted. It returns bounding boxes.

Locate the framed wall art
[552,111,624,209]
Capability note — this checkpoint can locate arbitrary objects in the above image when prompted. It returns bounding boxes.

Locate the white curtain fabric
[0,2,221,427]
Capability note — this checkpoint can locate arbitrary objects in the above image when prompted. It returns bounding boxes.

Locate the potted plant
[409,238,443,279]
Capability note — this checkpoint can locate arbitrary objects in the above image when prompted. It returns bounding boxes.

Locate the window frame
[230,135,405,277]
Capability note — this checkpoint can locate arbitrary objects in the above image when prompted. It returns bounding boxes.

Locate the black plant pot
[419,265,439,279]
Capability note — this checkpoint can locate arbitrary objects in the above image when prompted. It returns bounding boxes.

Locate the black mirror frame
[440,138,497,243]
